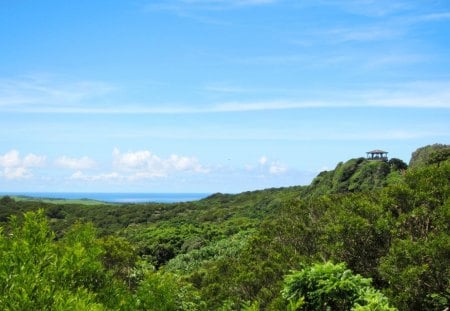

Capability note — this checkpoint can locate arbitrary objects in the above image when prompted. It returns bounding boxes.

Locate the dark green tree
[388,158,408,171]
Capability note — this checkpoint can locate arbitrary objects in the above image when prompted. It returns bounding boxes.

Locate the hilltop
[307,156,405,196]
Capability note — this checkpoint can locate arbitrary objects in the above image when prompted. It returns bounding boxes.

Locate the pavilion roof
[367,149,388,154]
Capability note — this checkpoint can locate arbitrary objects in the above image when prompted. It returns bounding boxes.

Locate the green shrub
[282,262,396,311]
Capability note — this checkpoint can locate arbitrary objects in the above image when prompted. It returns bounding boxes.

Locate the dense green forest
[0,144,449,310]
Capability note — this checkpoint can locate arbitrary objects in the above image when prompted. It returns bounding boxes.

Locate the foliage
[192,192,394,308]
[308,157,394,196]
[164,229,254,274]
[282,262,396,310]
[387,158,408,171]
[0,210,112,310]
[379,161,450,310]
[0,210,205,310]
[132,271,205,311]
[99,235,138,285]
[186,151,448,309]
[409,143,449,168]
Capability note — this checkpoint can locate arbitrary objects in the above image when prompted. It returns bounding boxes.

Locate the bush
[282,262,396,310]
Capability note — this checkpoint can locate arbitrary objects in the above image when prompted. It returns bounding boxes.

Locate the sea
[0,192,211,204]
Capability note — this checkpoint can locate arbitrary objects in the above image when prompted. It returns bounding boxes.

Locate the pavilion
[366,149,388,161]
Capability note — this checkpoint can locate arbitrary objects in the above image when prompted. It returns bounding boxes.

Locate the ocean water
[1,192,210,204]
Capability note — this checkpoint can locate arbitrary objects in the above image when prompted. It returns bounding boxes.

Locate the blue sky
[0,0,449,193]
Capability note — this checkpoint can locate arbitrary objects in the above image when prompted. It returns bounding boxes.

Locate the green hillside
[307,156,407,196]
[409,143,450,168]
[0,144,449,310]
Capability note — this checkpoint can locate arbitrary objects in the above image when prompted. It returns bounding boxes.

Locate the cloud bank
[0,150,46,179]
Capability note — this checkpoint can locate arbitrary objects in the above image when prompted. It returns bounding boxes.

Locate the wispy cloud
[0,75,114,111]
[288,3,450,48]
[235,54,309,65]
[204,84,256,94]
[411,11,450,22]
[212,100,330,111]
[322,26,404,43]
[225,81,450,110]
[211,80,450,111]
[182,0,276,5]
[3,92,449,114]
[2,73,449,115]
[147,0,277,12]
[364,53,427,68]
[310,0,412,17]
[144,0,277,25]
[361,81,450,108]
[233,47,426,69]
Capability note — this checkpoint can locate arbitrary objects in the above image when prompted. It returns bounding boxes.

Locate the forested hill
[306,156,406,196]
[0,144,449,310]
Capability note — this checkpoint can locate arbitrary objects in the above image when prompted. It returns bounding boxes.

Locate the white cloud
[55,156,96,170]
[252,156,288,175]
[0,150,21,167]
[2,167,32,179]
[169,154,206,171]
[113,148,156,170]
[0,150,46,180]
[112,148,209,179]
[269,162,287,175]
[67,149,209,183]
[23,153,47,167]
